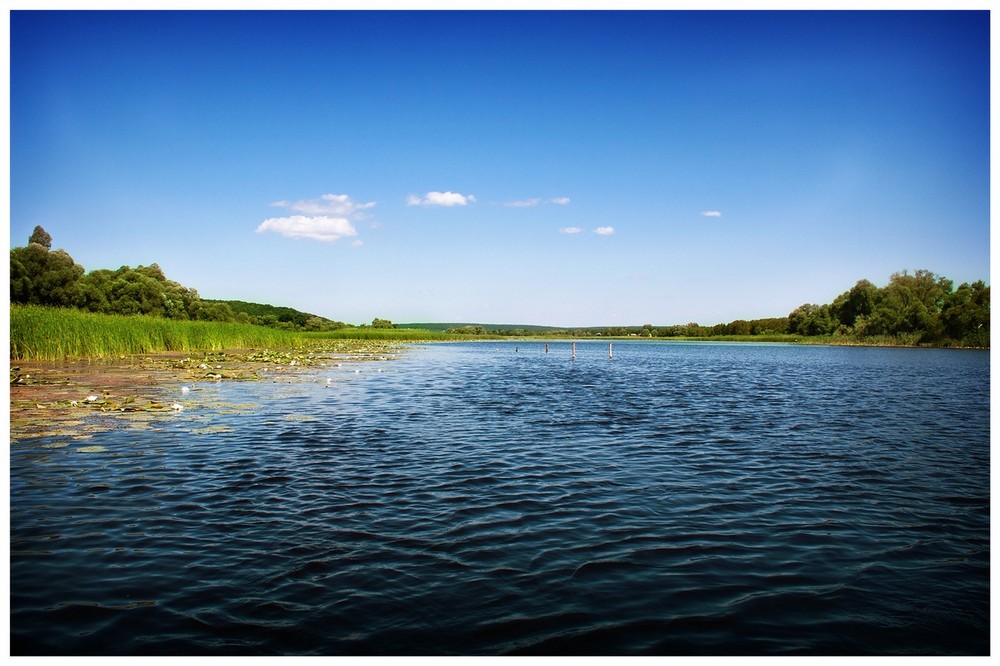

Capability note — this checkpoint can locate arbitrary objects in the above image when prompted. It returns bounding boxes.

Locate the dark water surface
[10,341,990,655]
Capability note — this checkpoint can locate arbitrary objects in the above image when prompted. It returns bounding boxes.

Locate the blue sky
[10,9,990,327]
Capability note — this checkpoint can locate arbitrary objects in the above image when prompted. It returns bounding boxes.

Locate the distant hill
[204,299,340,329]
[399,322,561,333]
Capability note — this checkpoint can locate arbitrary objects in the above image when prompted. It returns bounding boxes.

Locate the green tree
[726,320,752,336]
[863,270,951,339]
[10,243,85,307]
[831,279,878,329]
[788,303,835,336]
[372,317,394,329]
[29,225,52,249]
[940,281,990,346]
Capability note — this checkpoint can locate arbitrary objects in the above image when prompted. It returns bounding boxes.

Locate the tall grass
[11,305,300,361]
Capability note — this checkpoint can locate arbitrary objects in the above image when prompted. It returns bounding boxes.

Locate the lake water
[9,341,990,655]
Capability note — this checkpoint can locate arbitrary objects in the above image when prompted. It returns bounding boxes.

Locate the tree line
[447,270,988,347]
[11,227,987,346]
[786,270,988,347]
[9,226,393,332]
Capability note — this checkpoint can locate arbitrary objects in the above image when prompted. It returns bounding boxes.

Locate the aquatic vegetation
[11,305,300,361]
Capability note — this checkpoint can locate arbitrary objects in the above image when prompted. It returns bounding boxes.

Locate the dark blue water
[10,341,990,655]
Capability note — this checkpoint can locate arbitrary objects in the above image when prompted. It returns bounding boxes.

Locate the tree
[940,281,990,346]
[788,303,835,336]
[862,270,951,339]
[831,279,878,329]
[29,226,52,249]
[10,243,84,307]
[372,318,394,329]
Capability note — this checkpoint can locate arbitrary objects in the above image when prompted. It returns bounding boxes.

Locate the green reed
[10,305,301,361]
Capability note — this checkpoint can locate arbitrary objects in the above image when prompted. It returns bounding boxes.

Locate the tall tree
[28,225,52,249]
[10,243,84,307]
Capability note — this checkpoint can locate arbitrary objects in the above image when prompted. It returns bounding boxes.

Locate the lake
[9,341,990,655]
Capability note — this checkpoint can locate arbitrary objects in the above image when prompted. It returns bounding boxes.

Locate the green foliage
[206,299,344,331]
[788,303,836,336]
[11,305,299,361]
[821,269,988,347]
[446,325,489,335]
[10,243,86,307]
[302,327,460,341]
[8,229,987,350]
[29,225,52,249]
[78,264,212,320]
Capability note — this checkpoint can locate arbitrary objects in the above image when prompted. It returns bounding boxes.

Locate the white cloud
[560,226,583,234]
[504,198,541,207]
[271,193,376,218]
[594,226,615,235]
[700,210,723,217]
[256,215,358,243]
[407,191,476,207]
[504,196,570,207]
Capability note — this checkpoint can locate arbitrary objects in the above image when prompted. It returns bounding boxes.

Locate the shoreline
[9,344,398,443]
[9,336,985,442]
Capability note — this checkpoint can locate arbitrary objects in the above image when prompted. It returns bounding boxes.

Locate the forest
[10,226,990,347]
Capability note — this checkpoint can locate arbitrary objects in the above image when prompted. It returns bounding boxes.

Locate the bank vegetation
[10,226,989,360]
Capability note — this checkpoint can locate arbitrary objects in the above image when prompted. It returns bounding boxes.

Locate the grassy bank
[12,305,975,362]
[302,328,500,342]
[11,305,301,361]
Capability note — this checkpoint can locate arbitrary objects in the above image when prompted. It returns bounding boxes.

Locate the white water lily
[181,386,190,394]
[172,403,184,412]
[86,395,98,402]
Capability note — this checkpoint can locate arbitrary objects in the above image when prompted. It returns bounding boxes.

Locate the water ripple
[10,342,989,655]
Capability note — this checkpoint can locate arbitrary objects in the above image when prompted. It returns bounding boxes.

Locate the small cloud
[560,226,583,234]
[256,215,358,243]
[503,198,541,207]
[502,196,570,207]
[351,239,364,248]
[272,193,376,218]
[594,226,615,235]
[700,210,722,218]
[407,191,476,207]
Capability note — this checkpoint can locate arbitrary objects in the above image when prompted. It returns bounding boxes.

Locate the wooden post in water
[609,342,613,359]
[545,343,549,354]
[572,341,576,360]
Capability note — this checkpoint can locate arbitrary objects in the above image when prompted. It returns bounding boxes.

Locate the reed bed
[11,305,300,361]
